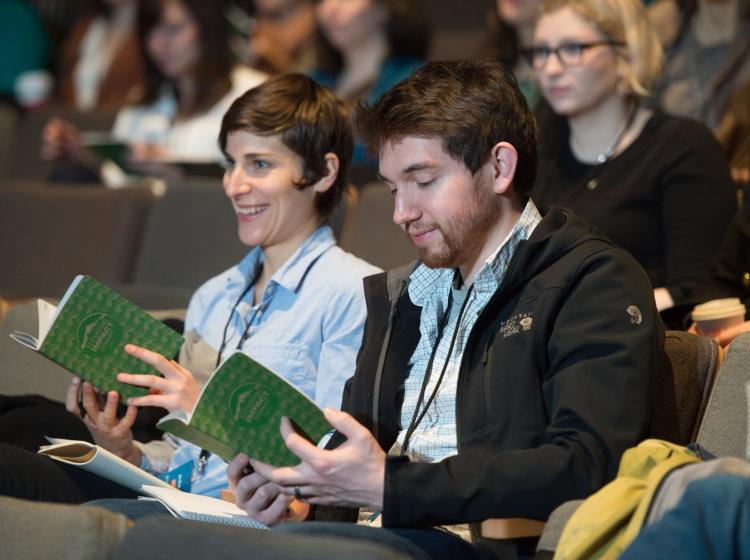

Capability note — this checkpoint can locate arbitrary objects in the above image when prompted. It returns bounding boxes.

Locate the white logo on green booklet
[77,312,121,356]
[231,383,278,428]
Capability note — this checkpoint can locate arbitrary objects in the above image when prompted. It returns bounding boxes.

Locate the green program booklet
[10,275,184,401]
[158,352,333,466]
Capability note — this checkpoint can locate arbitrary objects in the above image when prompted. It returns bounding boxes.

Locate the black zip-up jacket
[313,207,665,530]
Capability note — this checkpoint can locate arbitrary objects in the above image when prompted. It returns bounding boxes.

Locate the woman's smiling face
[222,130,323,253]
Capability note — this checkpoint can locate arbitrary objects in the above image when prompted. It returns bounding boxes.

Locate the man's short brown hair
[219,74,353,217]
[356,59,538,196]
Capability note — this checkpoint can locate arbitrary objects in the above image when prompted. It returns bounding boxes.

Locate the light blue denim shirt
[138,225,380,496]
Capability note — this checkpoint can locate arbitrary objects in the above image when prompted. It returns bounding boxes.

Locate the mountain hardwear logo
[626,305,642,325]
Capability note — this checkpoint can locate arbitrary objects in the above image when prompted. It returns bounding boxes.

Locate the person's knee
[0,496,129,560]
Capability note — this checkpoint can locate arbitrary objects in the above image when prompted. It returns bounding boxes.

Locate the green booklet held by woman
[9,275,184,401]
[157,352,333,467]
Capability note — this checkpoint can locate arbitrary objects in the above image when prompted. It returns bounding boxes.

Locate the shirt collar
[474,198,542,291]
[226,225,336,294]
[408,199,542,306]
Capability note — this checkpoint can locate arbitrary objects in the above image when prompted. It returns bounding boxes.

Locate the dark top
[532,111,736,305]
[313,208,663,529]
[689,190,750,317]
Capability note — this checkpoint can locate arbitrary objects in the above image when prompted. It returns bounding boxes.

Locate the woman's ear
[489,141,518,195]
[313,153,339,193]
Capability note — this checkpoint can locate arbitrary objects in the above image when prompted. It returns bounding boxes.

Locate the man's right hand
[228,453,307,526]
[65,377,141,466]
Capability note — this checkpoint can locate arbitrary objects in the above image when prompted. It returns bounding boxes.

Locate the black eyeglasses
[521,41,624,69]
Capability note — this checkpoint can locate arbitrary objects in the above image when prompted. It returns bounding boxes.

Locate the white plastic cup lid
[692,298,746,321]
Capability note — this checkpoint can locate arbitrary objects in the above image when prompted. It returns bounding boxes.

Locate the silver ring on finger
[293,485,303,500]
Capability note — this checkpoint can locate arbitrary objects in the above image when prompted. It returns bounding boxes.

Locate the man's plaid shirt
[390,199,542,462]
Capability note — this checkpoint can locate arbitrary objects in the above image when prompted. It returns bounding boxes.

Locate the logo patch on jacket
[626,305,642,325]
[500,312,534,338]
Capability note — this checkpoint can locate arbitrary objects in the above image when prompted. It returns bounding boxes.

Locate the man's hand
[227,453,308,526]
[116,344,201,414]
[65,377,141,466]
[251,408,386,510]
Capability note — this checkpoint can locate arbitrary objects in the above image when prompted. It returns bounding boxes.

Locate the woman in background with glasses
[528,0,736,320]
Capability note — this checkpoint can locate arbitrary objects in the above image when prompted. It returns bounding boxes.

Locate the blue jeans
[86,498,172,520]
[621,474,750,559]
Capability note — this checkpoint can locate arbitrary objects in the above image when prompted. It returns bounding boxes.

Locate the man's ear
[488,142,518,195]
[313,153,339,193]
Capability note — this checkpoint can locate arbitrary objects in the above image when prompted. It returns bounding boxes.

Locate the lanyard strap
[400,282,474,457]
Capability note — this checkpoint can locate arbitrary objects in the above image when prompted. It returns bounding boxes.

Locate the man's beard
[411,182,500,270]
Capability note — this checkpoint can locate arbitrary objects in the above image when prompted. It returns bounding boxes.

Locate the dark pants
[0,394,156,503]
[91,500,498,559]
[277,522,496,560]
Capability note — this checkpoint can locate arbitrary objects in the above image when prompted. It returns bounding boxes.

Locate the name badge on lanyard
[157,460,194,492]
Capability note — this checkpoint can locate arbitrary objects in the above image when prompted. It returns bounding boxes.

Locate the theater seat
[0,181,156,300]
[339,182,417,271]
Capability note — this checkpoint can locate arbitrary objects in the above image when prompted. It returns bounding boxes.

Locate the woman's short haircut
[540,0,663,97]
[219,74,353,218]
[356,59,538,197]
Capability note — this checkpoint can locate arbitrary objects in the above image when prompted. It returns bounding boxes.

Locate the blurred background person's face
[533,6,621,117]
[315,0,387,52]
[250,0,317,72]
[146,0,201,80]
[496,0,542,29]
[254,0,317,54]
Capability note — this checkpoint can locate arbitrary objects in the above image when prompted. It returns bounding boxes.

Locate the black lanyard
[400,280,474,457]
[199,268,262,476]
[214,267,263,370]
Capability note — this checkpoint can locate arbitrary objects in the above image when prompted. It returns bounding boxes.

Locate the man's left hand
[251,408,386,510]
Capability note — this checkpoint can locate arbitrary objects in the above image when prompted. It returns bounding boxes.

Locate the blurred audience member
[715,80,750,186]
[310,0,429,165]
[686,196,750,345]
[0,0,50,108]
[649,0,750,130]
[476,0,542,107]
[311,0,428,103]
[678,86,749,343]
[528,0,736,315]
[56,0,144,111]
[42,0,266,183]
[247,0,318,74]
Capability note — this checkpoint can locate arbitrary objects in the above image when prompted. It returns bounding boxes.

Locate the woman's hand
[714,320,750,347]
[227,453,309,526]
[41,118,81,161]
[117,344,201,414]
[65,377,141,466]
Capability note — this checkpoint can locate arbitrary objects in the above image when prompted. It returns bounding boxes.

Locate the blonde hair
[540,0,663,97]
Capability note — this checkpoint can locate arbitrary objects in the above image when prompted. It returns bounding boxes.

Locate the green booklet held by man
[157,352,333,467]
[9,275,184,401]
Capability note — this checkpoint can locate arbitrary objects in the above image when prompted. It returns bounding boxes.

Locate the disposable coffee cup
[692,298,746,336]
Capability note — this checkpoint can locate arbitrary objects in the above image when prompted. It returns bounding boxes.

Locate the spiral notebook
[139,484,269,529]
